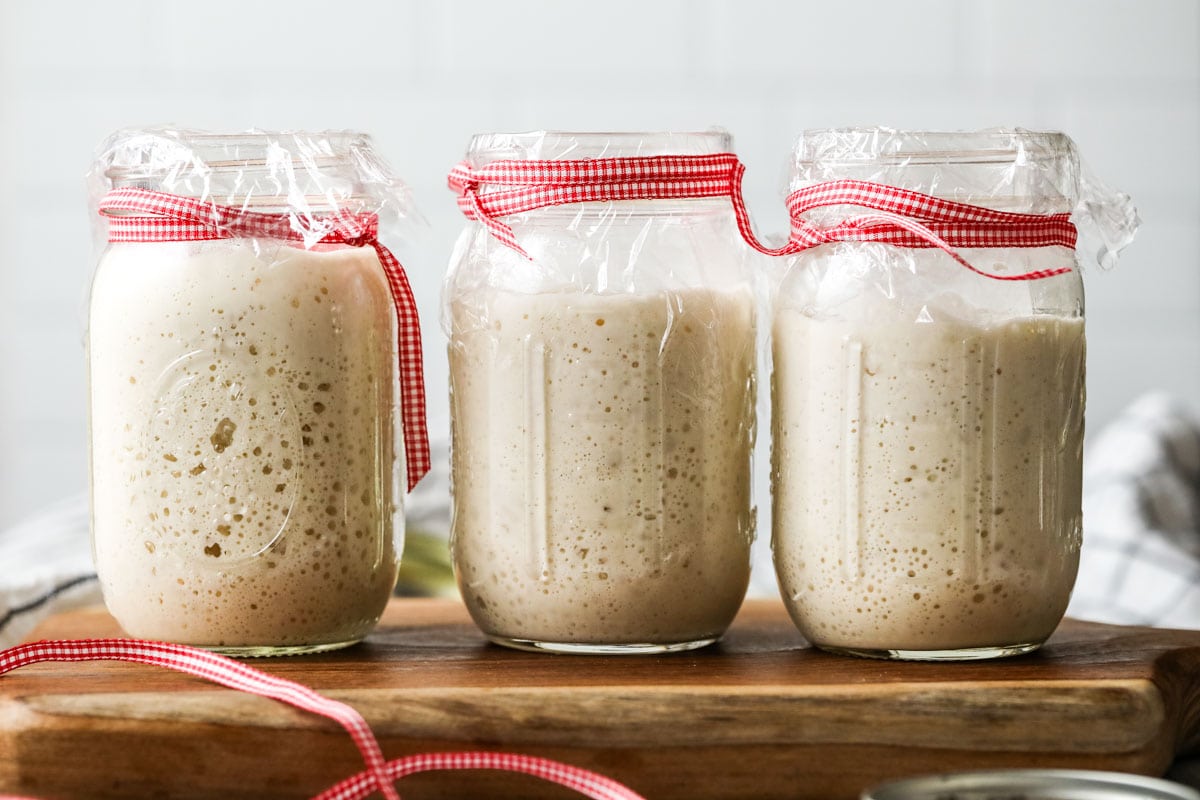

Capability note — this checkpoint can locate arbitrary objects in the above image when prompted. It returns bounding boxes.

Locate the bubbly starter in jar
[89,239,401,650]
[449,287,755,648]
[772,308,1085,653]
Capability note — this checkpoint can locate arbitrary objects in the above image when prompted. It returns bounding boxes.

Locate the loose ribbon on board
[448,154,1077,280]
[0,638,647,800]
[98,188,430,491]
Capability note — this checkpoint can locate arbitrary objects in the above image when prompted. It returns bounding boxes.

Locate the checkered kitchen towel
[0,493,99,648]
[1068,392,1200,627]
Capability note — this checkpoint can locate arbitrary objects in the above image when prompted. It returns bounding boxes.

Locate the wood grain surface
[2,599,1200,799]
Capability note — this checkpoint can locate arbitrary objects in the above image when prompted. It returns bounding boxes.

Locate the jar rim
[103,129,374,182]
[465,130,734,165]
[96,129,389,211]
[791,127,1075,167]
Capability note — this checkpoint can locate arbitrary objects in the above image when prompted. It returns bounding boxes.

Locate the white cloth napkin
[1068,392,1200,628]
[0,493,99,648]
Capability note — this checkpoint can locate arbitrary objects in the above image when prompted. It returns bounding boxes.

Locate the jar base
[200,638,364,658]
[487,635,719,655]
[816,641,1043,662]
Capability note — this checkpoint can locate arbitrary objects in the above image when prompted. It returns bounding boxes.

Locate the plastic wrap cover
[443,130,752,334]
[87,128,418,255]
[788,127,1139,272]
[779,128,1142,327]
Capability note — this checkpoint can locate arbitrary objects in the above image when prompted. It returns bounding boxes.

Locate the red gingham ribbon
[98,188,430,491]
[1,638,400,800]
[0,639,647,800]
[773,179,1076,280]
[448,154,743,260]
[314,751,646,800]
[448,155,1077,281]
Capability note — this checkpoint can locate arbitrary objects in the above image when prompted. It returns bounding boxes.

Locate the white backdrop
[0,0,1196,536]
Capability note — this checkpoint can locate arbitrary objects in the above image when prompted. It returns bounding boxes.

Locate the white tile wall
[973,0,1200,82]
[0,0,1196,543]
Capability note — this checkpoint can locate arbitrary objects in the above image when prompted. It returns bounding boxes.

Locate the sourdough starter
[449,287,755,647]
[772,310,1085,653]
[89,239,401,651]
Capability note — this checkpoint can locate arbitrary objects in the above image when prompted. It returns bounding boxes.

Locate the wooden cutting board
[3,599,1200,800]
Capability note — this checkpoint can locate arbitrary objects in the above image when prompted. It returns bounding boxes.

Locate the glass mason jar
[87,131,406,656]
[772,129,1086,660]
[445,131,756,654]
